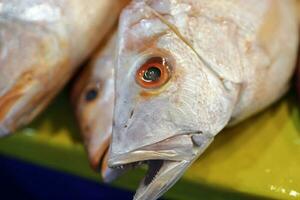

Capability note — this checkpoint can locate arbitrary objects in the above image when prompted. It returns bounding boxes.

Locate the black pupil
[85,89,98,101]
[143,67,161,82]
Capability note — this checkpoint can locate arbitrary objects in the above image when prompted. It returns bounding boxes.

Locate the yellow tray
[0,90,299,200]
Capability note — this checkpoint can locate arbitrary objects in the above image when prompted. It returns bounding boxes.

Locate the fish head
[109,1,240,200]
[72,35,128,182]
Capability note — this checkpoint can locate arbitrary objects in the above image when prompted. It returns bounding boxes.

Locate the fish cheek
[139,90,163,100]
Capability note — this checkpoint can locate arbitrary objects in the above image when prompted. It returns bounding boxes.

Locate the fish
[71,34,121,182]
[107,0,299,200]
[71,0,130,182]
[0,0,127,136]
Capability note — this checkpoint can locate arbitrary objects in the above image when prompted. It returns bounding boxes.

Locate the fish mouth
[110,158,192,200]
[135,159,190,200]
[108,133,214,200]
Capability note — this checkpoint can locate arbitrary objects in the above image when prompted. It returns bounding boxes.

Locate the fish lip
[101,148,128,183]
[108,150,183,168]
[109,155,193,200]
[108,132,204,168]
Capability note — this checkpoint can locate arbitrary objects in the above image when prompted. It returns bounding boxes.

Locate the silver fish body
[0,0,124,136]
[108,0,299,200]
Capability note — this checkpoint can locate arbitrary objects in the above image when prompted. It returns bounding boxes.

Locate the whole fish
[72,34,121,182]
[107,0,299,200]
[0,0,127,136]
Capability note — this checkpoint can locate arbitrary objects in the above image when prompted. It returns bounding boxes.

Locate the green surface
[0,90,299,200]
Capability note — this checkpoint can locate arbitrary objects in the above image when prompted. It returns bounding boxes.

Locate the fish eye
[143,67,161,82]
[85,88,98,102]
[136,57,172,89]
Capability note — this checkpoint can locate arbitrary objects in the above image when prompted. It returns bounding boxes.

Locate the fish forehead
[118,2,168,55]
[127,0,294,84]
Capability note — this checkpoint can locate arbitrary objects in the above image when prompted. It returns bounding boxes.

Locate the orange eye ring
[136,57,171,89]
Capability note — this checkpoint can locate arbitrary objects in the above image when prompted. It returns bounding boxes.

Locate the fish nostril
[130,109,134,119]
[85,88,98,102]
[124,109,135,128]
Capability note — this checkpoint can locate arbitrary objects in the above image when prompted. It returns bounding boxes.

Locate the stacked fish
[0,0,299,200]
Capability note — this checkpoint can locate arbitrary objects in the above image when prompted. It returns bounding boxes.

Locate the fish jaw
[109,133,214,200]
[134,160,190,200]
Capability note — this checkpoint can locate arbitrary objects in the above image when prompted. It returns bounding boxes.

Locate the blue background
[0,155,134,200]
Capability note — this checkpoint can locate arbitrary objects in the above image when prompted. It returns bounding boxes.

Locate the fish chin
[108,133,214,200]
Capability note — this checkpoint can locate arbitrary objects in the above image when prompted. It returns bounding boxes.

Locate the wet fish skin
[72,34,117,181]
[71,0,131,181]
[0,0,127,136]
[109,0,299,200]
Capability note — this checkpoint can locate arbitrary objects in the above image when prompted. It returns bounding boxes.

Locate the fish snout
[101,147,126,183]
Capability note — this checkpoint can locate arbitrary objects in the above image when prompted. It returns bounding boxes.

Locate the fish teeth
[112,161,146,170]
